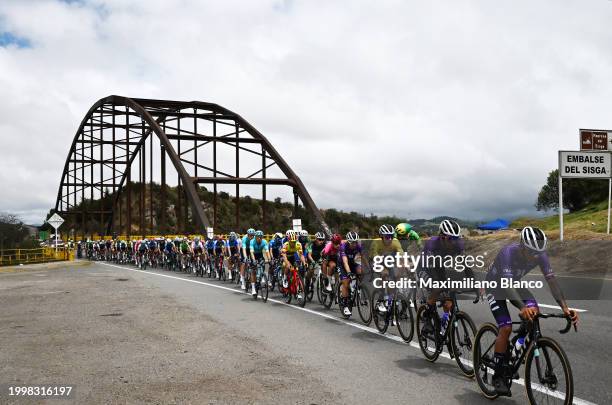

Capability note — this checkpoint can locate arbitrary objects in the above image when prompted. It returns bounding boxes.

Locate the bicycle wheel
[525,337,573,405]
[473,322,499,399]
[450,311,477,377]
[356,284,372,325]
[259,274,269,303]
[322,279,335,309]
[394,293,415,343]
[306,277,314,302]
[416,304,440,362]
[296,276,306,308]
[371,289,388,333]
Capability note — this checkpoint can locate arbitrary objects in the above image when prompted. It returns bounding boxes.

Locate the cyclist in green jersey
[395,222,422,247]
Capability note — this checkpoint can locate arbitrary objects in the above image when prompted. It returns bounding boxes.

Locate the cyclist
[213,234,227,278]
[249,230,270,296]
[164,238,175,269]
[137,239,148,268]
[225,232,242,280]
[485,226,578,395]
[395,222,422,247]
[338,231,364,316]
[241,229,256,290]
[281,230,306,289]
[192,237,205,274]
[147,238,158,266]
[369,224,405,313]
[418,219,465,335]
[179,237,192,270]
[205,236,216,274]
[306,231,326,295]
[321,233,343,292]
[118,238,128,263]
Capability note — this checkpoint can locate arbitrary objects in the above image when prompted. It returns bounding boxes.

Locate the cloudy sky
[1,0,612,225]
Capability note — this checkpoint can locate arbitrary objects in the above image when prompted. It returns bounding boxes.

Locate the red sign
[580,130,611,150]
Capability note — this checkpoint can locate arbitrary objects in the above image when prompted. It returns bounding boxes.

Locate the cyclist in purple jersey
[338,231,364,317]
[418,220,465,334]
[485,226,578,396]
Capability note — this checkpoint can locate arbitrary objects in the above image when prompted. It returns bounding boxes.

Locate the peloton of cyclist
[485,226,579,395]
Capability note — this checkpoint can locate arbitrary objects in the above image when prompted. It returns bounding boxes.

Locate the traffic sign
[47,213,64,228]
[292,219,302,232]
[559,150,611,179]
[580,129,612,151]
[206,227,214,239]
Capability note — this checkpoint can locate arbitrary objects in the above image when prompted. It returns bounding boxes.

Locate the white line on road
[538,303,588,313]
[97,262,596,405]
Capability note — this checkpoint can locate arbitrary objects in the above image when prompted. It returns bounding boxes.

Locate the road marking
[97,262,596,405]
[538,303,587,313]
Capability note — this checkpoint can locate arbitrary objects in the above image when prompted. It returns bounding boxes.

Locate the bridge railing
[0,248,73,266]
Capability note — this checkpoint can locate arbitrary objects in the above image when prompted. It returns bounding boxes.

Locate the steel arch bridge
[54,95,329,237]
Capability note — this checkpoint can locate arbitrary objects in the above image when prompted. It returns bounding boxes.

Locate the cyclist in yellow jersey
[281,230,306,288]
[369,224,406,313]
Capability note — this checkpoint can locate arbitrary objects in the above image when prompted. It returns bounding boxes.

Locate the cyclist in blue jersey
[485,226,578,395]
[213,235,226,279]
[269,233,283,260]
[240,228,256,290]
[249,230,270,296]
[204,237,215,275]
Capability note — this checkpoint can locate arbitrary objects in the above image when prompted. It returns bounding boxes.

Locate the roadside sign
[206,227,214,239]
[580,129,612,151]
[559,150,611,179]
[558,150,612,241]
[292,219,302,232]
[46,213,64,253]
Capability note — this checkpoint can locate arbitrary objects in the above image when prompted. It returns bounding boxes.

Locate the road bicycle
[416,289,478,377]
[279,260,306,307]
[251,258,269,302]
[335,272,372,324]
[215,253,225,281]
[473,313,576,404]
[371,288,415,342]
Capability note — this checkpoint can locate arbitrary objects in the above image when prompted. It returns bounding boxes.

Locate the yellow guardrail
[0,248,74,266]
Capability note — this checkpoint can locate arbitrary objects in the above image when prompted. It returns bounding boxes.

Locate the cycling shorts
[339,261,360,281]
[486,287,538,328]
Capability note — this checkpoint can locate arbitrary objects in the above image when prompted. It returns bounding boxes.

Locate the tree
[0,212,30,250]
[536,169,609,212]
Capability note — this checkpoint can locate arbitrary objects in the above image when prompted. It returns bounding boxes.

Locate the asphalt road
[95,261,609,405]
[1,261,609,404]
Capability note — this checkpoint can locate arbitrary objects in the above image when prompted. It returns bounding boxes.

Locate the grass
[511,200,612,240]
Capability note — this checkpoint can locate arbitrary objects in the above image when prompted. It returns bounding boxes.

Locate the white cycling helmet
[299,230,309,237]
[346,231,359,242]
[378,224,394,236]
[521,226,547,252]
[439,219,461,237]
[314,231,325,240]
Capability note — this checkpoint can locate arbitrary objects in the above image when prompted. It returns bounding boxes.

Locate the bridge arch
[54,95,329,237]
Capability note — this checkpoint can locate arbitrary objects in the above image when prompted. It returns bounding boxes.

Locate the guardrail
[0,248,73,266]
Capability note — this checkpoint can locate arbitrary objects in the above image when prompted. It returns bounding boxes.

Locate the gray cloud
[1,0,611,225]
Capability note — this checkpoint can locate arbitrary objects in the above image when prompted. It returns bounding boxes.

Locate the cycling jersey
[205,240,215,253]
[138,242,147,251]
[308,241,325,261]
[282,241,303,261]
[214,239,225,254]
[226,238,242,255]
[269,239,283,259]
[485,243,553,282]
[322,241,341,261]
[419,236,465,288]
[369,238,404,257]
[250,238,269,260]
[147,240,157,250]
[242,235,254,254]
[180,242,190,253]
[398,229,420,241]
[338,241,362,279]
[192,241,204,252]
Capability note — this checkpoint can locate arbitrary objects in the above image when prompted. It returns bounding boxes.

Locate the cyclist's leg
[485,287,513,394]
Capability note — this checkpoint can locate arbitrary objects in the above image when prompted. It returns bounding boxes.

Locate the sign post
[292,219,302,232]
[46,213,65,253]
[558,150,612,240]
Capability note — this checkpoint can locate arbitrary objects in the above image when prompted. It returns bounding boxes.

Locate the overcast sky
[1,0,612,225]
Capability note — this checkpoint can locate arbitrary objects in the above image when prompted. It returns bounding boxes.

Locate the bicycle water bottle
[514,336,526,353]
[440,312,450,335]
[350,278,357,291]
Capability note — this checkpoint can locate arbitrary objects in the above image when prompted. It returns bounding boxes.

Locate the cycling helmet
[521,226,547,252]
[300,230,308,237]
[331,233,342,244]
[314,231,325,240]
[379,224,394,236]
[255,230,264,237]
[274,232,283,239]
[439,219,461,237]
[194,236,200,242]
[288,231,298,242]
[395,223,412,236]
[346,231,359,242]
[285,229,294,238]
[229,232,237,240]
[247,228,256,236]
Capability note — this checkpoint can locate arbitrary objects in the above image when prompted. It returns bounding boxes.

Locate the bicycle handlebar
[536,313,577,334]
